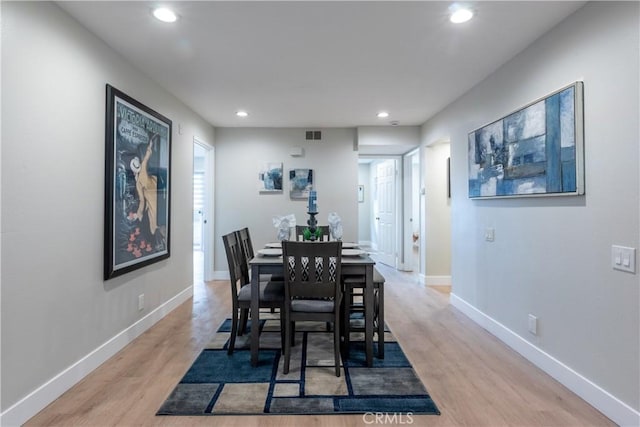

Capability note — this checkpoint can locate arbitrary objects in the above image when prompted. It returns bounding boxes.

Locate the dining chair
[237,227,284,316]
[294,225,331,241]
[236,227,255,272]
[222,231,285,354]
[282,240,343,377]
[342,268,386,359]
[236,227,284,283]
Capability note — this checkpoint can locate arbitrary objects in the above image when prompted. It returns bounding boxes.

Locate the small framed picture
[258,162,283,193]
[358,185,364,203]
[289,168,314,199]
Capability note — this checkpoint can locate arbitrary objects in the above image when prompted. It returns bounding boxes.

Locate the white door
[375,159,396,267]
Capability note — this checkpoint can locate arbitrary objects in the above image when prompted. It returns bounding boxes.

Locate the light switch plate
[612,245,636,273]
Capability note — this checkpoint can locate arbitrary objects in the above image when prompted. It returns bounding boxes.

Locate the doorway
[423,141,452,286]
[358,151,423,274]
[358,157,401,268]
[373,159,397,267]
[193,139,214,282]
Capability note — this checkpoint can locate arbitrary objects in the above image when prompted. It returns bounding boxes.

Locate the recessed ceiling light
[236,110,248,117]
[450,7,473,24]
[153,7,178,23]
[377,112,389,118]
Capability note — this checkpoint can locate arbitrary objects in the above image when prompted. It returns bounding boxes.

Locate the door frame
[193,137,215,281]
[358,155,403,269]
[401,148,421,273]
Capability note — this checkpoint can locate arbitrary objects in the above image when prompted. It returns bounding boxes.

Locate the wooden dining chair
[236,227,284,317]
[222,231,285,354]
[236,227,255,272]
[342,268,386,359]
[236,227,284,283]
[282,240,343,377]
[294,225,331,241]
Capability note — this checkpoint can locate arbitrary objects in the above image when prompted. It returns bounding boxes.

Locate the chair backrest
[295,225,331,241]
[236,227,254,270]
[282,241,342,301]
[222,232,249,299]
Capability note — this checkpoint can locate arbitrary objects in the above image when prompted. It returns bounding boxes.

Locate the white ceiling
[58,1,585,129]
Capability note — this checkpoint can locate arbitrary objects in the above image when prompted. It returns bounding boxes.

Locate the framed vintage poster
[468,81,584,198]
[104,84,171,280]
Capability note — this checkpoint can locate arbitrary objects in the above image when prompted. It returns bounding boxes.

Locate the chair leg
[228,308,239,355]
[279,311,286,353]
[238,308,249,336]
[342,286,352,358]
[334,316,341,377]
[284,316,291,374]
[377,284,384,359]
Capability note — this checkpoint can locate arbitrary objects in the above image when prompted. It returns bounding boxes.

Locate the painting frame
[289,168,314,199]
[468,81,584,199]
[104,84,172,280]
[258,162,284,193]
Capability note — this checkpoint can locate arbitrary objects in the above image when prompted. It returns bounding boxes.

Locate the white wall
[424,143,451,278]
[421,2,639,424]
[357,125,420,146]
[214,128,358,273]
[0,2,215,423]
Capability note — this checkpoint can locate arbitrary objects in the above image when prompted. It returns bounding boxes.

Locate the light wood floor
[25,263,615,426]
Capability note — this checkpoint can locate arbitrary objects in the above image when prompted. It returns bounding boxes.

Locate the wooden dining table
[249,248,376,368]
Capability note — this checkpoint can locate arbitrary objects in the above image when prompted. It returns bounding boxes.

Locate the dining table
[249,244,377,368]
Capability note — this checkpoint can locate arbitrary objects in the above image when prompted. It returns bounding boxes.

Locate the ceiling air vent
[305,130,322,141]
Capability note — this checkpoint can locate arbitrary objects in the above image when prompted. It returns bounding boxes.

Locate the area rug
[157,312,440,416]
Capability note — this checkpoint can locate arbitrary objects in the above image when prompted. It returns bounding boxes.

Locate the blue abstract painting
[468,82,584,198]
[289,168,313,199]
[258,162,283,193]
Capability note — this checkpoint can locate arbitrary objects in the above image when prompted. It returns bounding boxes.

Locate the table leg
[250,264,260,367]
[364,265,374,367]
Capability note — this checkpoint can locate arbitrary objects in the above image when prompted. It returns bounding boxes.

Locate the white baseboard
[425,275,451,286]
[0,286,193,427]
[450,293,640,427]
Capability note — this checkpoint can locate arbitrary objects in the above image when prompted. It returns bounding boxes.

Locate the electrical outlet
[528,314,538,335]
[138,294,145,311]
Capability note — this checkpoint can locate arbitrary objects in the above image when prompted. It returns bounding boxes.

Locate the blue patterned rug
[157,313,440,416]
